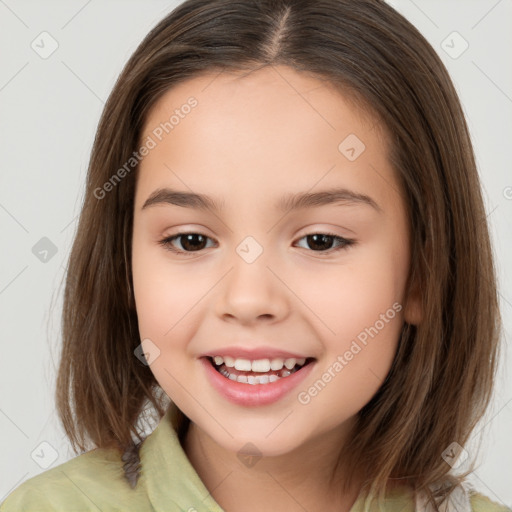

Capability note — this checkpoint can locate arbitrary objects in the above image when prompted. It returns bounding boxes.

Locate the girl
[1,0,509,511]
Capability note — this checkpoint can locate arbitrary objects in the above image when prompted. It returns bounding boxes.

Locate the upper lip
[201,347,314,360]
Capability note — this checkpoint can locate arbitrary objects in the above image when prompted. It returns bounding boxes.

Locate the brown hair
[56,0,502,509]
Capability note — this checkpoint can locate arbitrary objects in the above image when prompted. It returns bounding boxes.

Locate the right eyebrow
[141,188,224,212]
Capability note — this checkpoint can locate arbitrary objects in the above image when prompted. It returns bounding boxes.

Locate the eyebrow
[141,187,382,213]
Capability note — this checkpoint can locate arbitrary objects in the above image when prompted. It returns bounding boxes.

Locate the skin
[131,65,422,512]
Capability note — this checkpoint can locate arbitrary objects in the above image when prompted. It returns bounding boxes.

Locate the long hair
[56,1,502,509]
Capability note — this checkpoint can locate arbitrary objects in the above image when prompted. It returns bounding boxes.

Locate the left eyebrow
[141,187,382,214]
[278,187,382,214]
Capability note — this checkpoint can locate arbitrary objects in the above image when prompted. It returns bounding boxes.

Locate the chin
[196,415,311,458]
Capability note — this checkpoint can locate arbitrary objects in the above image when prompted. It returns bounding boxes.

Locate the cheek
[301,280,403,427]
[131,243,202,399]
[293,242,405,343]
[292,241,405,407]
[318,246,406,415]
[131,237,201,339]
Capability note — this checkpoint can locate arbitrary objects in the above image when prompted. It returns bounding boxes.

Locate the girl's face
[131,65,421,456]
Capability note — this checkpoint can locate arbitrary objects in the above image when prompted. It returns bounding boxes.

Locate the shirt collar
[140,405,225,512]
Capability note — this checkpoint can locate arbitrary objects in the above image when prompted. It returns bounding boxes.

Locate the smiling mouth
[206,356,315,385]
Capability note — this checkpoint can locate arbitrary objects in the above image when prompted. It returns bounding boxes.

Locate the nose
[214,251,290,326]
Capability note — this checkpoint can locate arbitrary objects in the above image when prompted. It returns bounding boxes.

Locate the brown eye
[159,233,215,253]
[295,233,355,253]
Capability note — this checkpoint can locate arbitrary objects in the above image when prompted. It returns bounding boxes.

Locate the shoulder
[470,491,512,512]
[0,446,150,511]
[378,483,511,512]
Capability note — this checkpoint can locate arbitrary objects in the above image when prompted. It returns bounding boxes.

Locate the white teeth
[270,358,284,371]
[234,358,252,371]
[251,359,271,372]
[211,354,309,378]
[214,356,310,385]
[244,374,278,385]
[224,356,235,368]
[284,358,296,370]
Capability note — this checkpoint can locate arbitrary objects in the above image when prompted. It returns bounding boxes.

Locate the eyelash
[157,231,356,256]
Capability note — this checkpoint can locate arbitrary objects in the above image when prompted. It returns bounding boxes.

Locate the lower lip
[201,357,316,407]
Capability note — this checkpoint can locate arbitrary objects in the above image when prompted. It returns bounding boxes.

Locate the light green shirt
[1,407,509,511]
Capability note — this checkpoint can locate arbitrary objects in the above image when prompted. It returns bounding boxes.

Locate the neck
[182,419,362,512]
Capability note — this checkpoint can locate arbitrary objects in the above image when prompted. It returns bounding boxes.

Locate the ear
[403,278,422,325]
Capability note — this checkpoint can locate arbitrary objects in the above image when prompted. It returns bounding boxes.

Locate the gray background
[1,0,511,507]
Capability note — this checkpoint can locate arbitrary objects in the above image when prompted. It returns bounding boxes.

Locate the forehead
[135,65,399,213]
[142,65,380,141]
